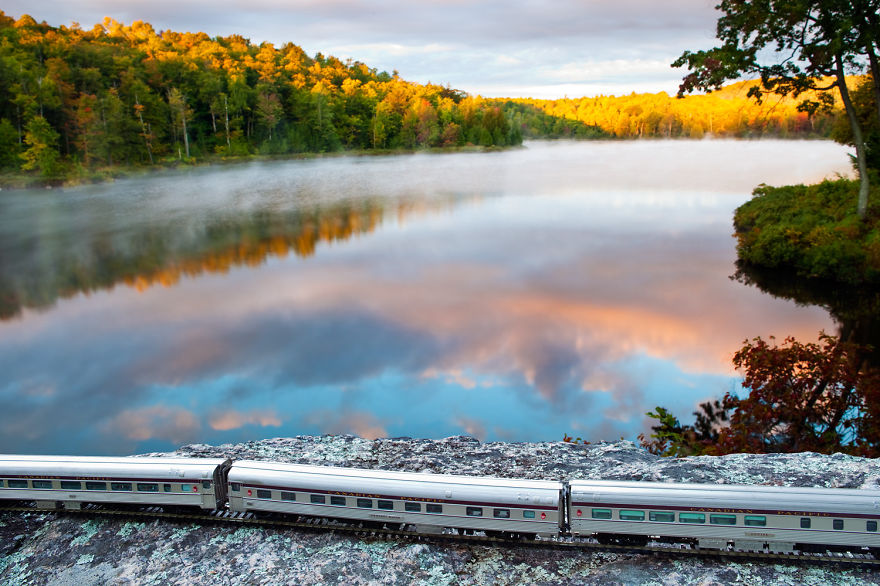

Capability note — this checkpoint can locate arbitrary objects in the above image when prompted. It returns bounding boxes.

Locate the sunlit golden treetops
[0,13,521,177]
[0,13,848,180]
[507,79,846,139]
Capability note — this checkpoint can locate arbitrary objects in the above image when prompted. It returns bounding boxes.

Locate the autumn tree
[720,332,880,454]
[641,332,880,457]
[673,0,879,219]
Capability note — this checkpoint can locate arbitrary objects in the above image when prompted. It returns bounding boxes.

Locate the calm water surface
[0,140,853,454]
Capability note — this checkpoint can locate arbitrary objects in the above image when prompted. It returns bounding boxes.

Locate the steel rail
[1,502,878,567]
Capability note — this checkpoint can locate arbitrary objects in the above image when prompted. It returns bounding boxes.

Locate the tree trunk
[224,95,231,150]
[835,53,870,219]
[864,11,880,122]
[182,106,190,159]
[134,93,154,165]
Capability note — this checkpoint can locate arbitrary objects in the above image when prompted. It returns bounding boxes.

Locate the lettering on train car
[331,491,382,499]
[689,507,754,514]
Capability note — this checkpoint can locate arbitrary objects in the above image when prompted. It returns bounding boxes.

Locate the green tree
[167,87,191,159]
[21,115,60,177]
[255,86,284,142]
[0,118,19,169]
[673,0,879,219]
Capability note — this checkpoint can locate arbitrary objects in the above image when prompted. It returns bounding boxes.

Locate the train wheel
[596,533,649,547]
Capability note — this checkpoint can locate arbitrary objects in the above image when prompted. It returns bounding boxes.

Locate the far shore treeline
[0,13,851,184]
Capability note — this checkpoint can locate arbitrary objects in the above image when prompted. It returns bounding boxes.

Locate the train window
[163,484,172,493]
[85,482,107,491]
[833,519,844,530]
[493,509,510,519]
[281,492,296,501]
[523,510,536,519]
[426,504,443,514]
[0,480,3,486]
[378,500,394,510]
[710,514,737,526]
[137,483,159,492]
[868,521,878,532]
[591,509,612,520]
[679,513,706,524]
[649,512,675,523]
[256,489,271,499]
[310,494,326,504]
[61,481,82,490]
[182,484,192,493]
[330,496,346,506]
[202,481,211,489]
[744,516,766,527]
[8,479,27,488]
[466,507,483,517]
[404,502,421,512]
[800,518,811,529]
[619,510,645,521]
[111,482,132,491]
[33,480,52,489]
[230,483,241,492]
[357,498,373,508]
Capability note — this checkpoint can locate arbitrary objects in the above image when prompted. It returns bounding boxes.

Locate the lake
[0,140,853,455]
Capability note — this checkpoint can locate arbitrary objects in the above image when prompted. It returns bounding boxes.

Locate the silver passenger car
[0,455,231,510]
[228,461,563,537]
[569,479,880,551]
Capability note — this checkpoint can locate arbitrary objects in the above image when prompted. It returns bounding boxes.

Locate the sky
[4,0,721,99]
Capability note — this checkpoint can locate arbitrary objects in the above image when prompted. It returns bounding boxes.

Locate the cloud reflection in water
[0,141,852,454]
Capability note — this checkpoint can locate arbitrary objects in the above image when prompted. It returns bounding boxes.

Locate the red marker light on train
[577,509,582,517]
[541,512,546,520]
[193,485,198,492]
[247,489,252,496]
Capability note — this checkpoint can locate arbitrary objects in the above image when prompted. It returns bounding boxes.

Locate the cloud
[0,141,850,451]
[303,410,389,440]
[547,59,681,84]
[453,416,487,441]
[102,406,201,443]
[3,0,720,97]
[421,368,481,390]
[209,409,282,431]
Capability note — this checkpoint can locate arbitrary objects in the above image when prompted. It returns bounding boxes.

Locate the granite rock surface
[2,436,880,585]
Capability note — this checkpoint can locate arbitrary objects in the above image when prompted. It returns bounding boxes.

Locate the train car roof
[229,460,561,491]
[0,455,229,478]
[569,479,880,514]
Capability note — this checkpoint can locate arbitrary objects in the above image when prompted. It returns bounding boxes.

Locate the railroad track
[2,502,878,567]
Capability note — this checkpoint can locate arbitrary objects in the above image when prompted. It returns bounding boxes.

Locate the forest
[0,13,523,182]
[510,79,843,139]
[0,13,848,183]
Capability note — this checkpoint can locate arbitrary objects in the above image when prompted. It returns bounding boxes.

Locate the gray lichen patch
[70,519,105,546]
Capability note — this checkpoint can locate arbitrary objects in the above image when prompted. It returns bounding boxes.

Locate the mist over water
[0,140,853,454]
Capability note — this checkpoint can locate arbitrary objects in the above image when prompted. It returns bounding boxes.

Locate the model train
[1,454,879,554]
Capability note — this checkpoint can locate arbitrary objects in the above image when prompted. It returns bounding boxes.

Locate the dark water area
[0,140,854,455]
[733,261,880,365]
